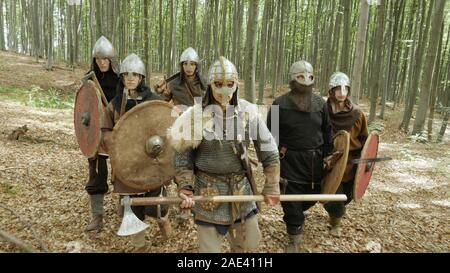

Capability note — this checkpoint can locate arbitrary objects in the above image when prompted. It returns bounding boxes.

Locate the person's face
[183,61,197,77]
[212,80,236,107]
[123,73,142,90]
[95,57,111,72]
[332,86,349,102]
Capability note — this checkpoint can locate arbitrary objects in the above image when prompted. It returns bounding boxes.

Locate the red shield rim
[353,133,379,202]
[74,81,104,158]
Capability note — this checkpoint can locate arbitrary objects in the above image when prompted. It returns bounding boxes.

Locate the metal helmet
[92,36,119,73]
[290,60,314,86]
[92,36,116,59]
[329,72,350,97]
[180,47,199,64]
[208,56,239,84]
[120,54,146,77]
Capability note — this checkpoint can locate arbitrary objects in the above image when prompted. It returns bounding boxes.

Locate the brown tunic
[101,88,163,194]
[164,73,206,106]
[328,99,369,183]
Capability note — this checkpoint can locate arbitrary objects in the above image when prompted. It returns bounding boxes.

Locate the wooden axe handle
[127,194,347,206]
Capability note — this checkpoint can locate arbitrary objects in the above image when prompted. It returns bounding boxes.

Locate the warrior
[155,48,207,222]
[169,57,280,253]
[155,47,207,107]
[323,72,368,237]
[268,60,333,252]
[101,54,172,251]
[84,36,120,232]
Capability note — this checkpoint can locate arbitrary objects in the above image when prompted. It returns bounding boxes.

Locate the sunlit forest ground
[0,51,448,253]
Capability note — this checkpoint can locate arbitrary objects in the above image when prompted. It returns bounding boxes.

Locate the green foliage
[0,182,18,195]
[27,86,74,109]
[368,121,384,133]
[0,85,74,109]
[0,86,27,94]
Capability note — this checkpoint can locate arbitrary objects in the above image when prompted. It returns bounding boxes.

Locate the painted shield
[353,133,379,202]
[110,101,176,191]
[321,130,350,198]
[74,81,104,158]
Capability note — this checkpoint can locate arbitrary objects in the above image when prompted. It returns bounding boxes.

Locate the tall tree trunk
[90,0,96,50]
[171,0,178,75]
[202,0,212,70]
[107,0,114,38]
[400,0,433,132]
[436,82,450,143]
[219,0,227,56]
[351,0,370,103]
[158,0,164,71]
[46,0,54,70]
[11,0,17,51]
[412,0,446,135]
[257,0,271,105]
[0,0,5,50]
[212,0,219,60]
[388,0,405,105]
[277,0,289,85]
[427,22,445,141]
[398,0,420,118]
[95,0,101,38]
[244,0,259,103]
[270,0,282,97]
[20,0,27,54]
[341,0,352,74]
[312,1,323,70]
[235,0,244,72]
[191,0,197,48]
[144,0,150,79]
[369,0,386,123]
[67,1,73,66]
[380,0,396,119]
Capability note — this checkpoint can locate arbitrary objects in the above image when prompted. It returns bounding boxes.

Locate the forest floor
[0,51,449,253]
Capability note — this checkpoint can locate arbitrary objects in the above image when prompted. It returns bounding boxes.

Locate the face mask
[216,86,236,96]
[293,72,314,86]
[212,81,237,96]
[212,85,236,107]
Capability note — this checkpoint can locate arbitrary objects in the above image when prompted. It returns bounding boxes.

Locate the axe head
[117,196,149,236]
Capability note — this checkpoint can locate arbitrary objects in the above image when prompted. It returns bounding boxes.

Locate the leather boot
[85,194,104,232]
[157,217,172,240]
[285,234,302,253]
[131,230,146,252]
[117,196,124,218]
[329,216,342,237]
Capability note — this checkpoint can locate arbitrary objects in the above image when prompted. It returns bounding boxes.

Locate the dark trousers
[120,187,169,221]
[85,156,108,195]
[323,181,354,218]
[281,180,321,235]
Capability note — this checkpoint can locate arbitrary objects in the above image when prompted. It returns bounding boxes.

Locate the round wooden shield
[110,101,176,191]
[353,133,379,202]
[74,81,104,158]
[321,130,350,198]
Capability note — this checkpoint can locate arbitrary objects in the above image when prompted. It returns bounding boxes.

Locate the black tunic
[89,59,120,103]
[268,93,333,185]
